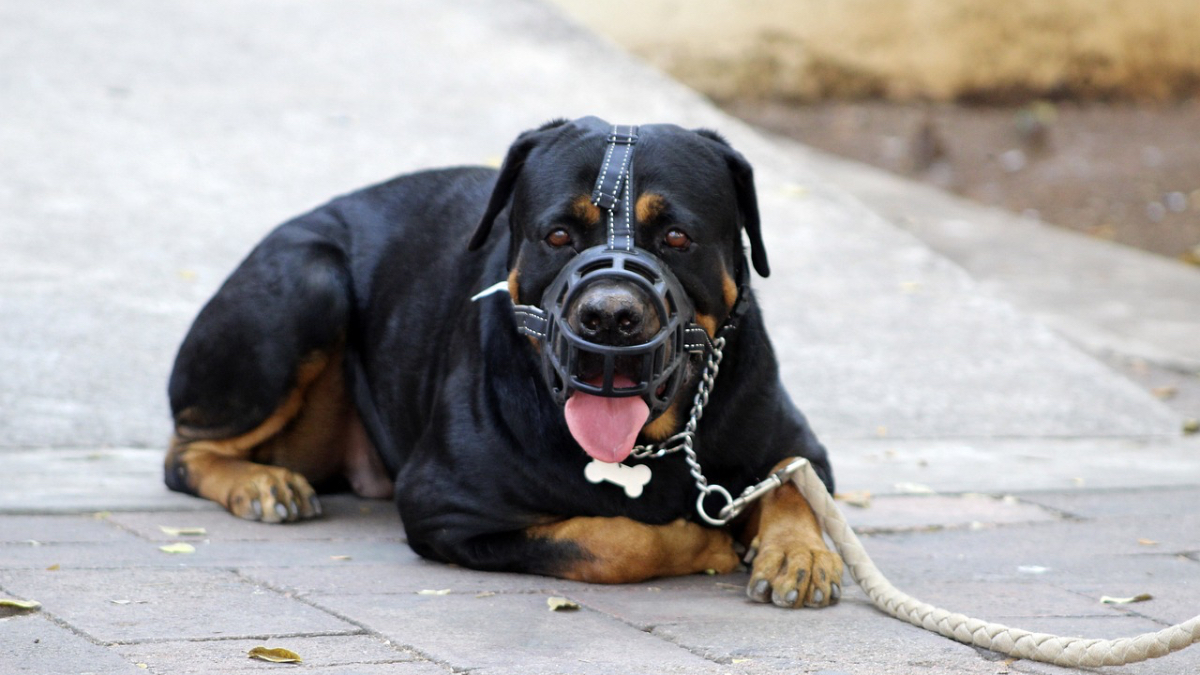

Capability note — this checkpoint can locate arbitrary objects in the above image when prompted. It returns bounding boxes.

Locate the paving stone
[105,495,401,542]
[240,553,595,597]
[0,449,214,514]
[854,518,1200,585]
[311,590,728,674]
[640,597,997,674]
[114,635,439,674]
[1018,486,1200,519]
[0,567,358,643]
[831,438,1200,495]
[842,494,1061,533]
[0,514,144,544]
[0,613,144,674]
[1050,577,1200,626]
[0,537,410,570]
[850,580,1113,620]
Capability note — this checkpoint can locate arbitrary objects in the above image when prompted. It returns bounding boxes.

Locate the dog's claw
[743,546,758,565]
[831,583,841,603]
[748,578,771,602]
[309,495,323,516]
[251,499,263,519]
[807,588,825,607]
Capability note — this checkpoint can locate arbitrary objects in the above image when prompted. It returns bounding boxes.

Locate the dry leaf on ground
[835,490,872,508]
[1100,593,1153,605]
[547,596,580,611]
[0,598,41,610]
[248,646,303,663]
[158,526,207,536]
[416,589,451,595]
[158,543,195,554]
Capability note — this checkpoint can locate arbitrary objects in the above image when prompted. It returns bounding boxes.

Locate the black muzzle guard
[512,245,712,420]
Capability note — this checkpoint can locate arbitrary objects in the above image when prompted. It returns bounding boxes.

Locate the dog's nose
[569,281,660,345]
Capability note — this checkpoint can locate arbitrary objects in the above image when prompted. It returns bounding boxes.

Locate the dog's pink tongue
[564,377,650,463]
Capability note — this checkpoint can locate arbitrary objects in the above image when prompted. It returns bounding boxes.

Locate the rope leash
[787,458,1200,667]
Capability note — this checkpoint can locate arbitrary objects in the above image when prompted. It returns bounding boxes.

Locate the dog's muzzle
[511,125,712,420]
[513,245,711,419]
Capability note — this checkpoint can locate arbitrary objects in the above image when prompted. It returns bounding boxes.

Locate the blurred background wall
[549,0,1200,103]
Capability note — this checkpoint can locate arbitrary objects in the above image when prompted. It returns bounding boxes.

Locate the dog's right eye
[546,228,572,248]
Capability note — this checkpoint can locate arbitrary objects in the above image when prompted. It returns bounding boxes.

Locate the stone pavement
[2,1,1198,674]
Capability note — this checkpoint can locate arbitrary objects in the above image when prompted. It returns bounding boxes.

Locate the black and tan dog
[165,116,843,608]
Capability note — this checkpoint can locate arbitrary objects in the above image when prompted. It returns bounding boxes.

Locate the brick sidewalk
[4,486,1197,674]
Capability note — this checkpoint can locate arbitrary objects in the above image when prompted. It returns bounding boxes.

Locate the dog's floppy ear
[695,129,770,278]
[468,119,568,251]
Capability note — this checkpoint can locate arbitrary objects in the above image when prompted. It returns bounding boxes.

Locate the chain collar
[630,334,804,526]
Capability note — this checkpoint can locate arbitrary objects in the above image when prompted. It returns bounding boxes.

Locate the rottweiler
[164,116,843,608]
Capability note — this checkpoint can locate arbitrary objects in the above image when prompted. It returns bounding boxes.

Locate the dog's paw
[744,533,843,608]
[226,465,322,523]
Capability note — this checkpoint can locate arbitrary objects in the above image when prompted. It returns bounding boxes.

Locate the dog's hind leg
[522,517,740,583]
[164,227,367,522]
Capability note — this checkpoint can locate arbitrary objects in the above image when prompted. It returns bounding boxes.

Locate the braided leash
[787,458,1200,667]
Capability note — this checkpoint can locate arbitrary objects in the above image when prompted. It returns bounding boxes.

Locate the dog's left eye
[663,228,691,250]
[546,228,572,247]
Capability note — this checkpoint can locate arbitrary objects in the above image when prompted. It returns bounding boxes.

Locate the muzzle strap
[591,125,639,252]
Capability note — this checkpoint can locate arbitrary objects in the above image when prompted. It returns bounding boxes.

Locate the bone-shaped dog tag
[584,460,652,498]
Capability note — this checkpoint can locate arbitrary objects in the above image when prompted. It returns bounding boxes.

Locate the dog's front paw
[225,464,322,523]
[740,464,844,608]
[744,533,843,608]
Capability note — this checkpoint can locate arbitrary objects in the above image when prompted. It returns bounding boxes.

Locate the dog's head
[469,117,768,462]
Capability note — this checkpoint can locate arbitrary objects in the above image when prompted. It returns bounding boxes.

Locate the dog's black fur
[167,116,833,580]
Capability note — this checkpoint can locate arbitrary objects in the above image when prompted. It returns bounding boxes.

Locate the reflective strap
[512,304,549,339]
[683,324,712,353]
[591,125,639,252]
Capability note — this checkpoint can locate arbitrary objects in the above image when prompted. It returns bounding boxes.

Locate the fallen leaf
[158,543,195,554]
[703,568,718,575]
[1151,386,1178,400]
[835,490,872,508]
[1183,419,1199,435]
[475,591,496,598]
[547,596,580,611]
[732,658,752,664]
[416,589,451,596]
[136,664,148,669]
[0,598,41,610]
[110,599,132,605]
[1101,593,1153,605]
[46,564,60,571]
[894,482,935,495]
[1137,538,1159,546]
[329,555,352,561]
[248,646,303,663]
[158,526,207,536]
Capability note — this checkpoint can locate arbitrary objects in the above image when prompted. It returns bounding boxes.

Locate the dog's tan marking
[695,312,719,337]
[722,269,739,311]
[528,516,738,583]
[572,194,602,226]
[166,347,384,522]
[635,192,666,223]
[507,267,520,304]
[740,458,844,608]
[641,399,682,441]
